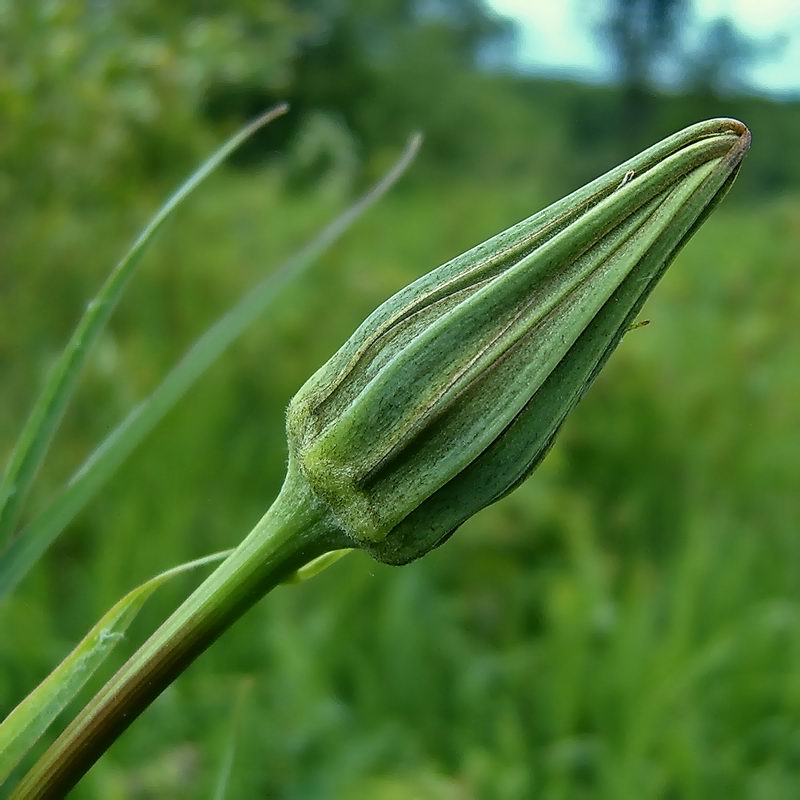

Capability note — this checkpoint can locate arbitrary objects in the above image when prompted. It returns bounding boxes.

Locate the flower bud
[287,118,750,565]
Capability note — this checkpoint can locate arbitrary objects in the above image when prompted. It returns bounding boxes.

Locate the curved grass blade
[211,679,253,800]
[283,548,353,583]
[0,133,421,600]
[0,104,290,545]
[0,549,232,785]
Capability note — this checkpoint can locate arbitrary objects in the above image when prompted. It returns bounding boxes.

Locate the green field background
[1,4,799,798]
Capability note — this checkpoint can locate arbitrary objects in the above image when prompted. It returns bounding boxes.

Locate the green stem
[11,462,344,799]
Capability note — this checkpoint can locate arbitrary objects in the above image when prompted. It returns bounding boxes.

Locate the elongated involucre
[287,118,751,565]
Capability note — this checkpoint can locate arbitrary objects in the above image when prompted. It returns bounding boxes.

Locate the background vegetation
[1,1,799,797]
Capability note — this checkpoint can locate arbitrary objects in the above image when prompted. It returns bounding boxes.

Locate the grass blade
[0,133,422,600]
[0,549,232,785]
[210,679,253,800]
[0,104,290,545]
[283,548,353,583]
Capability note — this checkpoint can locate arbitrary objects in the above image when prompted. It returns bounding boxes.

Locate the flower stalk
[10,461,347,799]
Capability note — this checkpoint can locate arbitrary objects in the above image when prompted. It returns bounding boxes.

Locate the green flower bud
[287,118,750,565]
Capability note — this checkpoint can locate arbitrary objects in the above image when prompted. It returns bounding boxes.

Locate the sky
[489,0,800,97]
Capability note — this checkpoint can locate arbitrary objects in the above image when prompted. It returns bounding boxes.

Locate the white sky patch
[694,0,800,93]
[489,0,800,96]
[490,0,608,81]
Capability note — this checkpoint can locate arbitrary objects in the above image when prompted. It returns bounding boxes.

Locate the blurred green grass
[2,160,799,797]
[1,7,799,794]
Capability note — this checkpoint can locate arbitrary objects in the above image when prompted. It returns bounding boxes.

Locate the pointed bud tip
[715,117,751,166]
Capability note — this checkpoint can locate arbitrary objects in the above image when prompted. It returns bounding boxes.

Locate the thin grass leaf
[210,679,253,800]
[0,133,422,600]
[284,548,353,583]
[0,104,290,545]
[0,549,232,785]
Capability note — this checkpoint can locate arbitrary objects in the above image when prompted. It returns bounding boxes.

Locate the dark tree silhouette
[600,0,687,143]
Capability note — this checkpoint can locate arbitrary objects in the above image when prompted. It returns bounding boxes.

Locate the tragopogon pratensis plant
[13,118,750,798]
